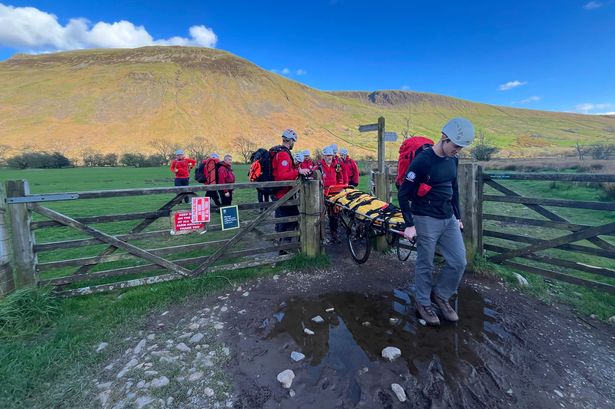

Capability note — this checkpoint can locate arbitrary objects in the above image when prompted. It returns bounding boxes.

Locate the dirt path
[92,244,615,409]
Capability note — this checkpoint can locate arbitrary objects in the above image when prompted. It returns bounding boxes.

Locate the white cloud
[499,80,527,91]
[281,68,290,75]
[584,1,603,10]
[401,85,411,90]
[0,3,217,52]
[296,68,307,75]
[520,96,540,103]
[270,67,306,77]
[575,103,615,114]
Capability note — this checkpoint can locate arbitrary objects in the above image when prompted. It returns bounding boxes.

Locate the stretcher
[324,185,416,264]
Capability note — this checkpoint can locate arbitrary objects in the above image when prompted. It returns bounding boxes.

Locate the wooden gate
[4,179,322,297]
[482,172,615,292]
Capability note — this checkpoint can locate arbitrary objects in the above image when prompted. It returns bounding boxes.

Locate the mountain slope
[0,46,613,159]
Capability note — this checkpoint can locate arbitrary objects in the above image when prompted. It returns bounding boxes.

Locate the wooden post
[300,175,323,257]
[6,180,37,287]
[0,183,15,296]
[458,163,483,271]
[377,116,385,172]
[374,167,390,252]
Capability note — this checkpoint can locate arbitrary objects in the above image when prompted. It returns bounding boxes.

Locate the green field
[0,164,614,408]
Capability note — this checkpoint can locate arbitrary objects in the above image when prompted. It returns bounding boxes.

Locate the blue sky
[1,1,614,114]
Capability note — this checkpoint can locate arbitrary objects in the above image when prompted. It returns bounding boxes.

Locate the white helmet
[294,153,305,163]
[175,149,184,155]
[331,143,338,154]
[322,146,334,156]
[441,117,474,147]
[282,128,298,141]
[340,148,348,156]
[302,149,310,156]
[210,152,219,159]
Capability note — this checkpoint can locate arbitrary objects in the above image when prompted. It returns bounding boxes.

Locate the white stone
[590,314,597,319]
[204,387,215,397]
[358,367,369,375]
[238,309,247,314]
[391,384,407,402]
[311,315,325,324]
[381,347,402,361]
[277,369,295,389]
[161,311,169,316]
[242,291,250,297]
[325,307,335,313]
[223,347,230,356]
[98,390,111,406]
[214,323,224,330]
[136,380,147,389]
[220,306,228,312]
[290,351,305,362]
[97,382,112,390]
[304,328,315,335]
[188,372,204,382]
[150,376,170,388]
[190,333,204,344]
[189,323,200,330]
[147,334,155,340]
[116,359,139,378]
[133,339,147,355]
[506,389,513,396]
[389,318,399,325]
[176,343,191,352]
[554,390,564,398]
[513,273,529,287]
[419,319,427,326]
[96,342,109,353]
[136,396,154,409]
[609,315,615,324]
[104,363,115,371]
[273,275,280,280]
[362,321,371,327]
[289,388,296,398]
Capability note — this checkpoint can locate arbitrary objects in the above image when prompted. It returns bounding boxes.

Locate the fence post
[458,163,483,271]
[300,175,323,257]
[0,183,15,297]
[373,167,390,252]
[6,180,38,287]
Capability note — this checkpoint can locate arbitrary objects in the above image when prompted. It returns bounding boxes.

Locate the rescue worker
[339,147,360,187]
[170,149,196,203]
[271,129,311,244]
[398,117,475,326]
[217,154,236,206]
[300,149,316,171]
[204,153,222,207]
[320,146,345,243]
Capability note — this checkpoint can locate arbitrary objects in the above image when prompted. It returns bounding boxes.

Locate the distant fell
[1,46,613,160]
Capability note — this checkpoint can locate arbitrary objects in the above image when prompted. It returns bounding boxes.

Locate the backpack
[195,158,221,184]
[396,136,434,187]
[248,148,273,182]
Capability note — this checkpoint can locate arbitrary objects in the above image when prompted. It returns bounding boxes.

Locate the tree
[575,141,586,160]
[186,137,216,163]
[233,136,258,163]
[589,144,615,160]
[470,129,499,161]
[148,139,180,162]
[400,104,416,139]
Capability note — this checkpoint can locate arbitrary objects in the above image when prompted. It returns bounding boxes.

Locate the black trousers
[257,189,271,203]
[220,192,233,206]
[206,190,222,207]
[174,178,190,203]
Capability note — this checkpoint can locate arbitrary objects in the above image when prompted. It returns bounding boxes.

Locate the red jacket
[272,146,298,199]
[340,156,359,186]
[170,158,196,179]
[319,159,344,188]
[300,158,317,171]
[217,162,235,193]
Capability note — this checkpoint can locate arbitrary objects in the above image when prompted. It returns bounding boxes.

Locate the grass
[0,253,330,409]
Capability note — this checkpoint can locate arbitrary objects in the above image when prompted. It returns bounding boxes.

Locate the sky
[0,1,614,115]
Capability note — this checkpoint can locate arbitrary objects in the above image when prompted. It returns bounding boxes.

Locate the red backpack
[396,136,434,187]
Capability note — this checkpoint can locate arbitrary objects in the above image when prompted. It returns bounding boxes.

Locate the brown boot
[416,303,440,326]
[432,294,459,322]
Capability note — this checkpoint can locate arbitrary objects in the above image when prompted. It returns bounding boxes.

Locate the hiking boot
[416,303,440,326]
[432,295,459,322]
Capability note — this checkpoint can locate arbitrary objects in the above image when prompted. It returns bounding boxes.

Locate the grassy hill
[1,46,613,160]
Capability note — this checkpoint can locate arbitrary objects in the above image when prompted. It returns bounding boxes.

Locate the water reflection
[266,287,507,379]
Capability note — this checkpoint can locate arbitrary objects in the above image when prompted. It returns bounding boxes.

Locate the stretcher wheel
[346,221,371,264]
[395,236,414,262]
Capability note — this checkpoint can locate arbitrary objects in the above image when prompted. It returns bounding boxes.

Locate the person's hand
[298,168,311,176]
[403,226,416,241]
[225,192,230,197]
[457,220,464,230]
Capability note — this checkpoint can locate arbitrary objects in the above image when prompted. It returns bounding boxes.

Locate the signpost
[358,116,386,172]
[384,131,398,142]
[220,205,240,231]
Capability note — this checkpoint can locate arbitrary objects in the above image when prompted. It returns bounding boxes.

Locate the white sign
[191,197,211,223]
[384,131,398,142]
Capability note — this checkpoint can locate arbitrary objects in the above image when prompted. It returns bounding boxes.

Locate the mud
[138,243,615,409]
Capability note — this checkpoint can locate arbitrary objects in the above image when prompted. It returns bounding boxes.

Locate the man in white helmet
[398,117,475,326]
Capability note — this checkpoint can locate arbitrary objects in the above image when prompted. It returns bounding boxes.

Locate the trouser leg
[433,217,467,301]
[413,215,443,306]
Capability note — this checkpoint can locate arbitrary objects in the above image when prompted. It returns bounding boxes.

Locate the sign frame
[220,205,240,231]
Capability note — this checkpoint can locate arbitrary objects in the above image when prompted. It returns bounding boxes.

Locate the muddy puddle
[267,287,507,383]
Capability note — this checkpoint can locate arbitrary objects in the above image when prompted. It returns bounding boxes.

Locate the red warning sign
[191,197,210,223]
[171,210,205,235]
